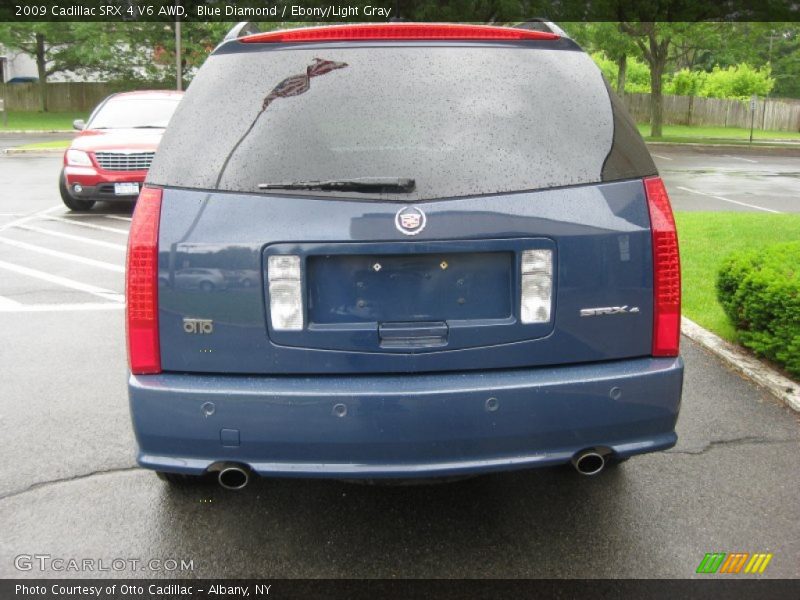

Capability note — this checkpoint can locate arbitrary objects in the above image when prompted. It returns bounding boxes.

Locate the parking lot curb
[0,129,73,134]
[3,147,64,155]
[681,317,800,413]
[646,141,800,156]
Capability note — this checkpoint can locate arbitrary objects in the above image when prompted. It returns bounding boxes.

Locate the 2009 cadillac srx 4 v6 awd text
[126,23,683,489]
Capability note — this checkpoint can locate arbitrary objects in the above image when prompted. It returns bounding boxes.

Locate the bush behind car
[717,241,800,377]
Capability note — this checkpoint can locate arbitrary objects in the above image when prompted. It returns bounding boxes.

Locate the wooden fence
[2,81,172,112]
[622,92,800,132]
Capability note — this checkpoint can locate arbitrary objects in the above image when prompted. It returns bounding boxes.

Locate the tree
[619,23,701,137]
[0,23,161,110]
[590,52,651,94]
[0,24,73,111]
[0,22,289,107]
[704,23,800,98]
[572,22,638,94]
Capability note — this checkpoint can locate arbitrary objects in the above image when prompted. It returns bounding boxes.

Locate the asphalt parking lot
[0,145,798,579]
[653,145,800,214]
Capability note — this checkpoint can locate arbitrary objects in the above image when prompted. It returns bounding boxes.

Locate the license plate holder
[307,251,513,324]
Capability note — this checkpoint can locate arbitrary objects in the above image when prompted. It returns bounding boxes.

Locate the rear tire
[59,169,95,212]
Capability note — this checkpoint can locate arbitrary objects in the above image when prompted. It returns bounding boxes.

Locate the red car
[60,90,184,211]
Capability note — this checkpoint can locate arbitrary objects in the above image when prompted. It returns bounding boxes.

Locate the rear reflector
[241,24,560,44]
[520,249,553,324]
[126,186,162,374]
[644,177,681,357]
[268,255,304,331]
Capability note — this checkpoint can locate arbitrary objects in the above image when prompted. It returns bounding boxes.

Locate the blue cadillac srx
[126,23,683,489]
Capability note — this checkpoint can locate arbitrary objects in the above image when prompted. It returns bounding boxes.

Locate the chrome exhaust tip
[572,451,606,476]
[217,465,250,490]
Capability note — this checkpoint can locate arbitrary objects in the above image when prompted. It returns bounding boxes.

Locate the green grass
[16,139,70,150]
[1,111,85,131]
[638,124,800,144]
[675,212,800,341]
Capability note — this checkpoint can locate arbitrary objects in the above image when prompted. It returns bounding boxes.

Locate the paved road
[0,151,798,579]
[0,132,71,151]
[653,145,800,214]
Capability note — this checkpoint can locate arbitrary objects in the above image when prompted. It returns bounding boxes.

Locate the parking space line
[651,153,673,160]
[0,302,124,313]
[0,205,62,233]
[55,213,106,217]
[0,259,124,302]
[723,154,758,163]
[676,186,782,214]
[40,215,129,235]
[0,295,22,308]
[0,237,124,273]
[15,225,127,251]
[104,215,132,222]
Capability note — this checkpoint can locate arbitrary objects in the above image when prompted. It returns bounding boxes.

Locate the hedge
[717,241,800,377]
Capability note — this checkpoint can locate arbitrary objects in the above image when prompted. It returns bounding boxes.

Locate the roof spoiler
[514,19,569,39]
[213,22,261,53]
[222,21,261,43]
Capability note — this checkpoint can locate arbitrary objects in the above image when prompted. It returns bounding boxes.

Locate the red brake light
[126,186,162,374]
[644,177,681,357]
[241,24,560,44]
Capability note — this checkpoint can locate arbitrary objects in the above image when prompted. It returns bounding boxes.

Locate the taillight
[520,249,553,324]
[267,255,304,331]
[644,177,681,357]
[126,186,162,374]
[241,24,560,44]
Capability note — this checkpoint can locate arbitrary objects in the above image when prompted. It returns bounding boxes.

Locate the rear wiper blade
[131,125,165,129]
[258,177,415,193]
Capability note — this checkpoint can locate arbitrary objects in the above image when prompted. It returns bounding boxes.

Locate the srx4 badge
[580,306,640,317]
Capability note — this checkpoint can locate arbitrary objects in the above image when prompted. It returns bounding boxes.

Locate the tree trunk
[616,54,627,95]
[35,32,47,112]
[649,58,665,138]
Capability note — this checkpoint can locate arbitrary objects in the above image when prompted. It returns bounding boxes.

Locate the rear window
[149,44,618,201]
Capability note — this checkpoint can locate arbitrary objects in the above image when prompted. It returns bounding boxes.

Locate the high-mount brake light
[126,186,162,374]
[241,23,560,44]
[644,177,681,357]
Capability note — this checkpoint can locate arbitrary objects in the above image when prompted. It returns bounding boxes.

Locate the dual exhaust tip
[212,452,613,488]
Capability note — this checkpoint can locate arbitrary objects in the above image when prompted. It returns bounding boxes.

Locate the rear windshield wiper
[131,125,166,129]
[258,177,415,193]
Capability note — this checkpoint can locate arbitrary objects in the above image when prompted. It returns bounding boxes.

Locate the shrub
[717,242,800,377]
[700,64,775,101]
[590,52,651,93]
[665,68,707,96]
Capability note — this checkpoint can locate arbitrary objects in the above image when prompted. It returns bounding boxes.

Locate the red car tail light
[126,186,162,374]
[644,177,681,357]
[241,23,560,44]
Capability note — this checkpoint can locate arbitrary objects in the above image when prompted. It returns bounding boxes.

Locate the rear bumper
[129,356,683,478]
